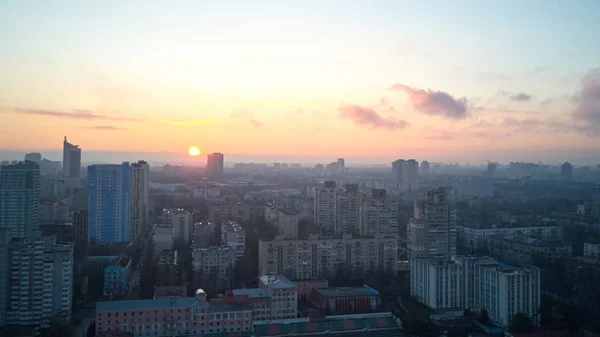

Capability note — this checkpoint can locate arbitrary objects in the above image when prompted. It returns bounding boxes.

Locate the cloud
[572,68,600,127]
[158,119,220,126]
[250,120,263,128]
[12,108,141,121]
[229,109,252,119]
[339,105,409,130]
[85,125,128,130]
[498,91,533,102]
[390,84,468,119]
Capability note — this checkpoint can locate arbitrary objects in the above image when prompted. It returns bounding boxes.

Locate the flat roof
[232,288,269,299]
[315,285,379,297]
[259,275,296,288]
[96,298,251,313]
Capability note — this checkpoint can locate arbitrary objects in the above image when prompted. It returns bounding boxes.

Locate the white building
[6,234,73,326]
[411,256,540,327]
[131,161,149,240]
[164,208,193,243]
[221,221,246,259]
[192,246,236,292]
[258,275,298,320]
[456,225,563,251]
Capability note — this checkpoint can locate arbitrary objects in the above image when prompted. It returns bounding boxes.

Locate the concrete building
[454,179,494,198]
[276,209,299,239]
[24,152,42,165]
[313,181,337,233]
[258,235,397,281]
[0,229,10,327]
[456,225,563,251]
[392,159,419,193]
[73,209,88,243]
[309,285,380,315]
[420,160,430,176]
[62,136,81,178]
[157,249,180,287]
[213,288,271,321]
[206,152,224,178]
[258,275,298,320]
[0,160,40,239]
[164,208,192,243]
[411,256,540,327]
[408,187,457,260]
[131,161,149,240]
[359,189,399,236]
[153,225,174,258]
[104,256,132,297]
[207,203,264,224]
[88,163,132,243]
[192,222,215,249]
[221,221,246,259]
[192,246,236,293]
[95,291,253,337]
[334,184,362,235]
[584,243,600,261]
[561,161,573,181]
[6,234,74,326]
[488,234,572,266]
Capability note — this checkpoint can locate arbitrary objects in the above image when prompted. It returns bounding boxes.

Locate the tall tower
[334,184,361,235]
[206,152,224,178]
[0,160,40,239]
[131,161,150,240]
[62,136,81,178]
[88,163,132,243]
[392,159,420,192]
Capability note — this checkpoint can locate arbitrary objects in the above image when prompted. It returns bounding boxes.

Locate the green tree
[86,322,95,337]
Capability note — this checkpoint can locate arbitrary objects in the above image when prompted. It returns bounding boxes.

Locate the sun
[188,146,201,156]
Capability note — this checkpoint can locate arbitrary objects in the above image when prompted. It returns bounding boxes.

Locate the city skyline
[1,1,600,162]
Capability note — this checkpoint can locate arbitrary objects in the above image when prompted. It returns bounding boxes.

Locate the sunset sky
[1,1,599,164]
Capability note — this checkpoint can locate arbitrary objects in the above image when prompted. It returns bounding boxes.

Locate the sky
[1,0,600,165]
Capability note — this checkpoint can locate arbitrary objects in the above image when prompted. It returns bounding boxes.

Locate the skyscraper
[0,160,40,239]
[408,187,456,260]
[337,158,345,173]
[206,152,224,178]
[88,163,132,243]
[62,136,81,178]
[131,160,150,240]
[24,152,42,165]
[392,159,419,192]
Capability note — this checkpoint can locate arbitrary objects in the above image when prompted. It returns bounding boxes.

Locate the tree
[39,316,71,337]
[509,313,533,333]
[86,322,95,337]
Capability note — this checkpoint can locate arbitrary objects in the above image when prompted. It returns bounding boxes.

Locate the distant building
[192,246,236,293]
[488,234,572,266]
[164,208,192,243]
[337,158,345,173]
[258,275,298,320]
[88,163,132,243]
[206,152,224,178]
[221,221,246,259]
[455,179,494,198]
[157,249,180,287]
[456,225,563,251]
[561,162,573,181]
[95,291,253,337]
[276,209,299,239]
[392,159,419,192]
[192,222,215,249]
[24,152,42,165]
[0,160,40,239]
[583,243,600,261]
[131,161,149,240]
[420,160,430,175]
[359,189,399,236]
[154,225,174,258]
[313,181,337,233]
[487,162,499,177]
[153,285,186,299]
[62,136,81,178]
[104,256,132,297]
[334,184,361,235]
[73,209,88,243]
[208,203,264,224]
[309,285,380,315]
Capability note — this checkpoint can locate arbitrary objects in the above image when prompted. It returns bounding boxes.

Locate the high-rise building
[131,160,149,240]
[62,136,81,178]
[408,187,456,260]
[164,208,192,243]
[24,152,42,165]
[334,184,361,235]
[337,158,345,173]
[73,209,88,243]
[420,160,430,176]
[561,161,573,181]
[88,163,132,243]
[487,162,499,177]
[221,221,246,259]
[192,246,236,293]
[314,181,337,233]
[206,152,224,178]
[359,189,399,236]
[392,159,419,192]
[6,234,74,326]
[0,229,10,327]
[0,160,40,239]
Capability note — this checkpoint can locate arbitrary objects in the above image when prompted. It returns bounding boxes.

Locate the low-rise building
[308,285,380,315]
[154,285,187,299]
[258,275,298,320]
[488,235,572,266]
[208,203,264,224]
[457,224,563,251]
[104,256,132,297]
[95,290,253,337]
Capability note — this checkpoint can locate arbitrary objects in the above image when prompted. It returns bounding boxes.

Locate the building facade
[165,208,192,243]
[221,221,246,259]
[258,235,397,280]
[104,257,132,297]
[62,136,81,178]
[456,225,563,251]
[0,160,40,239]
[88,163,132,243]
[392,159,419,193]
[359,189,399,236]
[206,152,224,178]
[131,161,149,240]
[192,247,236,293]
[488,235,572,266]
[313,181,337,233]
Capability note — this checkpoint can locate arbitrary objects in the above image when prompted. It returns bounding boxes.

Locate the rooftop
[232,288,269,299]
[96,298,251,313]
[259,275,296,289]
[315,285,379,297]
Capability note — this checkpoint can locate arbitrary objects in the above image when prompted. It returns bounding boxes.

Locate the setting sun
[188,146,201,156]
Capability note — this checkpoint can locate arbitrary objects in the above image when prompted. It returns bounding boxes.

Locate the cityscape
[1,1,600,337]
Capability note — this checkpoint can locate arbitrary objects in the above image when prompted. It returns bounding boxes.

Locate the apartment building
[192,246,236,293]
[411,256,540,327]
[488,235,572,266]
[221,221,246,259]
[164,208,193,243]
[457,224,563,251]
[258,275,298,320]
[131,161,149,240]
[258,235,397,280]
[192,222,215,249]
[359,189,399,236]
[208,203,264,224]
[0,160,40,239]
[104,256,132,297]
[334,184,362,235]
[314,181,337,233]
[157,249,179,287]
[95,290,253,337]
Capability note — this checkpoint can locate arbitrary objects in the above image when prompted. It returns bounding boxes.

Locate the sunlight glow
[188,146,201,156]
